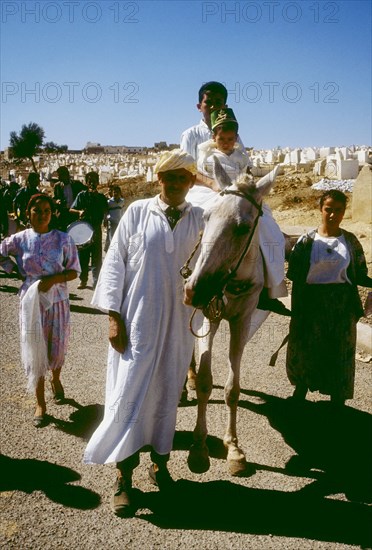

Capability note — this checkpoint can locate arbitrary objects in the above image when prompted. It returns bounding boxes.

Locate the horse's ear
[213,155,231,190]
[254,165,280,199]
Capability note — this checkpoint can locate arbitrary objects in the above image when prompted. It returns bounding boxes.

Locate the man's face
[158,169,195,206]
[197,91,226,128]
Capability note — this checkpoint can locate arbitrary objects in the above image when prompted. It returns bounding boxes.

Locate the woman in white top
[286,190,372,405]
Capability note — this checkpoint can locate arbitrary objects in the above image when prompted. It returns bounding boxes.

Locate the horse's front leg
[188,319,219,474]
[223,319,249,476]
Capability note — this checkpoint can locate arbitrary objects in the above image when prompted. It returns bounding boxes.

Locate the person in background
[104,185,125,251]
[3,180,20,217]
[286,190,372,406]
[1,181,20,239]
[180,81,229,169]
[0,188,8,240]
[70,171,108,289]
[13,173,41,226]
[0,194,80,427]
[53,166,86,231]
[180,81,288,316]
[84,150,204,517]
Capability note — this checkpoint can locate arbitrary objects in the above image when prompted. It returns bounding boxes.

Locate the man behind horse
[180,81,289,316]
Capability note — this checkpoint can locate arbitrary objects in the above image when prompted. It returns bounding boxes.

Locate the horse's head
[184,160,280,309]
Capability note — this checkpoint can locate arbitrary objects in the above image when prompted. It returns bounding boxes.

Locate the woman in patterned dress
[286,190,372,405]
[0,194,80,426]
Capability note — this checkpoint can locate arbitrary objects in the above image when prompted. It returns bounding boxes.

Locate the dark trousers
[117,450,170,476]
[78,229,102,286]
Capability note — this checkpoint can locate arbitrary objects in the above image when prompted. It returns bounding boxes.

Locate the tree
[44,141,68,154]
[9,122,45,172]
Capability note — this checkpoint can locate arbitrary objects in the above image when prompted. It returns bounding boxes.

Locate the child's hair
[198,81,228,103]
[319,189,348,209]
[112,185,122,195]
[213,121,239,135]
[26,193,56,214]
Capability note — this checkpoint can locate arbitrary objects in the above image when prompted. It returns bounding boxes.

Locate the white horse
[183,161,280,476]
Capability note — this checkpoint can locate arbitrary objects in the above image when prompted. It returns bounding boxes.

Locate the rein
[180,188,263,337]
[180,230,203,280]
[219,189,263,280]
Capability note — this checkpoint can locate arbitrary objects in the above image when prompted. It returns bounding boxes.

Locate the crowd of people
[0,166,125,288]
[0,81,371,519]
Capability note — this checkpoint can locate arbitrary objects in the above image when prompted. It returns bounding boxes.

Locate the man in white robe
[84,150,204,517]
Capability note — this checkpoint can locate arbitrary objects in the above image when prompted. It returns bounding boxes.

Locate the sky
[1,0,371,151]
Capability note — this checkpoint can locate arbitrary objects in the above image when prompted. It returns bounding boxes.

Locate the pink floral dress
[0,229,80,370]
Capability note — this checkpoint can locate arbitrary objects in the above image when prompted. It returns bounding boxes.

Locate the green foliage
[9,122,45,170]
[44,141,68,154]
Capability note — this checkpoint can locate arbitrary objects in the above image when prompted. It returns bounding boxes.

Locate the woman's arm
[349,232,372,288]
[38,270,78,292]
[0,235,21,275]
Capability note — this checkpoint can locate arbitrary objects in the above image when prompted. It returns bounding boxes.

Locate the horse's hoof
[228,459,247,476]
[227,448,247,476]
[188,444,210,473]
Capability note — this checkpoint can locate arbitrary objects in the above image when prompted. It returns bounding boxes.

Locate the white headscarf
[154,149,197,176]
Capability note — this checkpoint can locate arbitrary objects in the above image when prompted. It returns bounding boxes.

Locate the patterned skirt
[41,300,70,370]
[286,283,357,400]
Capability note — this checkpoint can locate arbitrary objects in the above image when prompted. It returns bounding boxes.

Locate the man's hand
[109,312,127,354]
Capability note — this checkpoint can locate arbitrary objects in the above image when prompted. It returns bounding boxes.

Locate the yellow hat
[154,149,197,175]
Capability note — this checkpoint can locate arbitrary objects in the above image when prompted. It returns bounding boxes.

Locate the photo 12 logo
[1,2,140,24]
[1,81,140,104]
[224,81,340,104]
[201,2,340,23]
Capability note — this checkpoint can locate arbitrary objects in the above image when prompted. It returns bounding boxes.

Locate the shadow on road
[135,478,371,548]
[0,271,20,293]
[159,391,372,546]
[52,401,104,440]
[239,390,372,504]
[0,284,19,294]
[70,304,106,315]
[0,453,101,509]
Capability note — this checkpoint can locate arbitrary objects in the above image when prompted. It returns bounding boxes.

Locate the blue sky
[1,0,371,151]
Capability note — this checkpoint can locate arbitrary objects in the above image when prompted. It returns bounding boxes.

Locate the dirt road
[0,273,371,549]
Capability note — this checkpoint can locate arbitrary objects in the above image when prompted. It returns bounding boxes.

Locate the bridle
[180,188,263,337]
